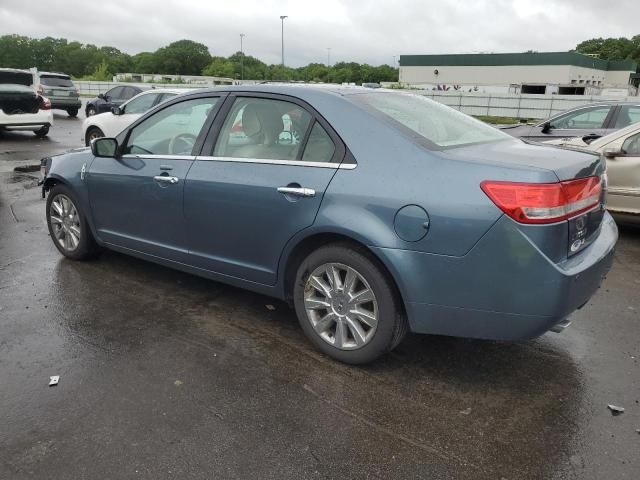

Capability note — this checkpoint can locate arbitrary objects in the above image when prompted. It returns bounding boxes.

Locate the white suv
[0,68,53,137]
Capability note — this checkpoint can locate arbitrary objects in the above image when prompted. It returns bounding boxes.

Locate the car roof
[0,67,33,74]
[192,83,378,95]
[137,87,197,95]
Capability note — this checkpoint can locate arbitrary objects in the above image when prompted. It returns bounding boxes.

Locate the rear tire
[67,108,79,117]
[46,184,99,260]
[34,126,49,138]
[293,243,407,364]
[85,127,104,146]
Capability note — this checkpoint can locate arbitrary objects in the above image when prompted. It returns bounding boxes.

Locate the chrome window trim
[121,154,197,160]
[195,155,356,169]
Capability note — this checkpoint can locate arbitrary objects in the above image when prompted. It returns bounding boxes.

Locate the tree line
[575,35,640,63]
[0,35,398,84]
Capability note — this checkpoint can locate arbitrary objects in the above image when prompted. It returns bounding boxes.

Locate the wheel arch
[279,230,408,320]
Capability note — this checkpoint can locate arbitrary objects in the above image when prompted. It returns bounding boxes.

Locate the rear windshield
[351,92,510,149]
[40,75,74,87]
[0,71,33,87]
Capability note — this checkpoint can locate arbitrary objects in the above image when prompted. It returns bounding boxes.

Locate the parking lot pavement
[1,114,639,480]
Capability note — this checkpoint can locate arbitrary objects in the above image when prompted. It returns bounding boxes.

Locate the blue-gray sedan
[41,85,618,364]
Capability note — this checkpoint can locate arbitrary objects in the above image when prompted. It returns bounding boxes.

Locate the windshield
[40,75,74,87]
[351,92,511,148]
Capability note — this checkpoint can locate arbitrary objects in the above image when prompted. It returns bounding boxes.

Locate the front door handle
[277,186,316,197]
[153,175,179,185]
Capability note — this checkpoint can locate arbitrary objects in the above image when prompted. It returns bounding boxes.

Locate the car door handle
[277,187,316,197]
[153,175,179,185]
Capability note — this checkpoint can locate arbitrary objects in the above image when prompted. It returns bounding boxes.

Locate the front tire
[86,106,96,117]
[293,243,407,364]
[46,184,98,260]
[85,126,104,146]
[67,108,79,117]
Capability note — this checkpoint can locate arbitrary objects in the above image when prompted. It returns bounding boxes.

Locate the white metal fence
[73,81,638,120]
[416,91,639,119]
[73,81,205,96]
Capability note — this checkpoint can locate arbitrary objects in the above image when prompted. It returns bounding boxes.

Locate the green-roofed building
[399,52,639,96]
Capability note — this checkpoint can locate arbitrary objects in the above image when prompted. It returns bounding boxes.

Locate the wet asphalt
[0,110,639,480]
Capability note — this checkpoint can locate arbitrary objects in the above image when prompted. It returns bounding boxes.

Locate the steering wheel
[168,133,197,155]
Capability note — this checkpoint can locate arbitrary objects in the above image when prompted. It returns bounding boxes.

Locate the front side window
[106,86,124,99]
[122,87,140,100]
[124,97,218,156]
[214,97,312,160]
[614,105,640,129]
[123,93,160,114]
[622,132,640,155]
[549,106,611,129]
[351,92,510,148]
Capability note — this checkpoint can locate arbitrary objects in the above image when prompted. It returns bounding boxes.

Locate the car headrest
[241,103,284,142]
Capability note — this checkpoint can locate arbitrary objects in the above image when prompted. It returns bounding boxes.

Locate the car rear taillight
[39,96,51,110]
[481,176,602,224]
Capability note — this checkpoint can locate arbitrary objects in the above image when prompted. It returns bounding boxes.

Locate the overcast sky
[1,0,638,67]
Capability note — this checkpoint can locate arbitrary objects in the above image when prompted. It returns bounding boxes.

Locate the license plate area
[568,206,604,256]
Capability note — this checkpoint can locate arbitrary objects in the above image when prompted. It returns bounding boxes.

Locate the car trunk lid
[442,138,607,260]
[0,70,40,115]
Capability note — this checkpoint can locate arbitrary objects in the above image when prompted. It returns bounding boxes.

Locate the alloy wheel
[304,262,378,350]
[49,194,81,252]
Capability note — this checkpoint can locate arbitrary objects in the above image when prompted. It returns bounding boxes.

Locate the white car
[81,88,192,145]
[0,68,53,137]
[546,122,640,223]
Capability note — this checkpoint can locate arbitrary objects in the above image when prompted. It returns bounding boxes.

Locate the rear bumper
[0,110,53,130]
[372,212,618,340]
[50,99,81,109]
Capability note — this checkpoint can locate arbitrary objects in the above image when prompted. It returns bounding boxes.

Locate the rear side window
[614,106,640,129]
[302,122,335,162]
[214,97,312,160]
[40,75,74,87]
[351,92,510,148]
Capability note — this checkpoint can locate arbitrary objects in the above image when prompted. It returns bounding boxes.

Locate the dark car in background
[501,102,640,143]
[85,85,149,117]
[38,72,81,117]
[41,86,617,364]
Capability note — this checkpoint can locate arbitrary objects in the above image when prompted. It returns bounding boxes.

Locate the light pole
[240,33,245,81]
[327,47,331,67]
[280,15,288,67]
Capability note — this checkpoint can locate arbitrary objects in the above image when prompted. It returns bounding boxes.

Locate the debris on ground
[265,304,276,311]
[607,404,625,415]
[174,380,183,386]
[48,376,59,386]
[460,408,472,415]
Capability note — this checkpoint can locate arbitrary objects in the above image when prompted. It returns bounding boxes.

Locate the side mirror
[97,93,105,100]
[603,147,624,158]
[112,106,123,115]
[91,137,118,158]
[541,121,552,134]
